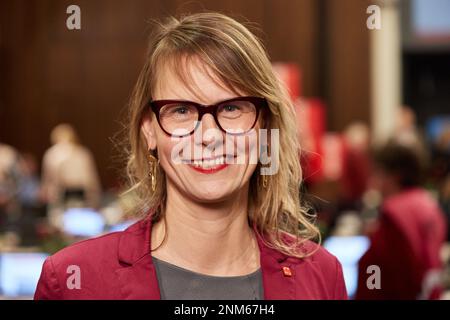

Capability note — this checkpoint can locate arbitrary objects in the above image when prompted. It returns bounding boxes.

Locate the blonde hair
[125,12,320,258]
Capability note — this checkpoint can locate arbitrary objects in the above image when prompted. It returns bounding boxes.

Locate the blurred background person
[356,142,447,299]
[16,153,45,246]
[0,142,20,232]
[17,153,41,209]
[433,125,450,241]
[340,122,372,211]
[392,106,427,150]
[41,124,101,228]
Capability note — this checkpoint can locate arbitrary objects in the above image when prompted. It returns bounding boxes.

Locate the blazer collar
[115,216,159,299]
[115,217,303,299]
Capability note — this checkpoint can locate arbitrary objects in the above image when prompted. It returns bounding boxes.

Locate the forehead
[152,55,243,104]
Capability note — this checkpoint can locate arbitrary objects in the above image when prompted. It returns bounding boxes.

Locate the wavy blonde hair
[125,12,320,258]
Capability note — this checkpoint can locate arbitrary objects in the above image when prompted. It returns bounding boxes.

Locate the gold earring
[262,174,268,188]
[148,153,159,192]
[260,144,269,189]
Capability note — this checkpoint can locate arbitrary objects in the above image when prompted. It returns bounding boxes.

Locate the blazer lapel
[254,225,300,300]
[115,254,160,299]
[114,217,300,300]
[115,217,161,299]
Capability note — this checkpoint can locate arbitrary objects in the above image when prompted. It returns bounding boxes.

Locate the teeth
[190,156,226,168]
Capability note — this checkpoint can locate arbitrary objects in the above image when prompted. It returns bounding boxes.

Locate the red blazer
[356,188,447,300]
[34,217,347,300]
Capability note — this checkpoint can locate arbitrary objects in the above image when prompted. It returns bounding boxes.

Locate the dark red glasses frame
[148,96,268,137]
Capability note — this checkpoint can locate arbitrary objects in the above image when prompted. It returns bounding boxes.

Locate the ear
[141,113,157,151]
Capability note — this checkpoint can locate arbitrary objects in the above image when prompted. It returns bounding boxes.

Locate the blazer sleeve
[334,257,348,300]
[34,256,62,300]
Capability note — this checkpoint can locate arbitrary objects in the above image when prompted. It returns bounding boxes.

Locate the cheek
[230,129,261,165]
[155,134,196,180]
[153,129,184,167]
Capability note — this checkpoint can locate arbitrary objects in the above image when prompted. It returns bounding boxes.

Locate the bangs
[149,34,264,102]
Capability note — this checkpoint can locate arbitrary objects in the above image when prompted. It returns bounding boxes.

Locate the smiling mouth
[181,155,235,170]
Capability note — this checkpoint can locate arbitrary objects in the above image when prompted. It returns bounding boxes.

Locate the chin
[190,186,233,202]
[188,183,235,203]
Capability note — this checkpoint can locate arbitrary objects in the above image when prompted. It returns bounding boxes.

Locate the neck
[151,179,260,276]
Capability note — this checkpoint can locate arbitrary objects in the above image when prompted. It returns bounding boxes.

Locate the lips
[182,155,234,166]
[181,155,234,173]
[188,163,229,174]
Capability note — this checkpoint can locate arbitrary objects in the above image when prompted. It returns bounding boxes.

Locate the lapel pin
[282,266,292,277]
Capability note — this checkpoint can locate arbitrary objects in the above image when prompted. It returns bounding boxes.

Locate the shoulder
[34,232,123,300]
[43,217,149,268]
[50,231,123,268]
[0,143,17,157]
[277,232,342,270]
[295,239,344,278]
[382,188,430,212]
[42,144,59,158]
[48,218,148,266]
[73,145,94,159]
[299,240,348,299]
[302,239,341,264]
[34,219,149,300]
[278,234,348,299]
[0,144,18,166]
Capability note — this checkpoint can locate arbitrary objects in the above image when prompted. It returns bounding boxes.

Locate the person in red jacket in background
[356,142,447,300]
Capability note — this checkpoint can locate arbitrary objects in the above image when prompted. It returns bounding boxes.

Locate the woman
[35,12,347,300]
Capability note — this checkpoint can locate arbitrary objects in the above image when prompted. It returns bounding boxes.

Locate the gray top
[152,256,264,300]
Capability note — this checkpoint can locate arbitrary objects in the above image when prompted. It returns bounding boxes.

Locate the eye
[166,105,195,116]
[222,104,240,112]
[160,103,197,120]
[173,106,189,114]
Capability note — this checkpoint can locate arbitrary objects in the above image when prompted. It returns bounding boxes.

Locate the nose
[199,113,218,129]
[196,113,223,148]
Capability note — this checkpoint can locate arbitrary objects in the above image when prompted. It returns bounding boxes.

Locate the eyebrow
[153,96,243,105]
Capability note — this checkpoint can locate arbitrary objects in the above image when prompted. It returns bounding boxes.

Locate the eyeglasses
[148,96,267,137]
